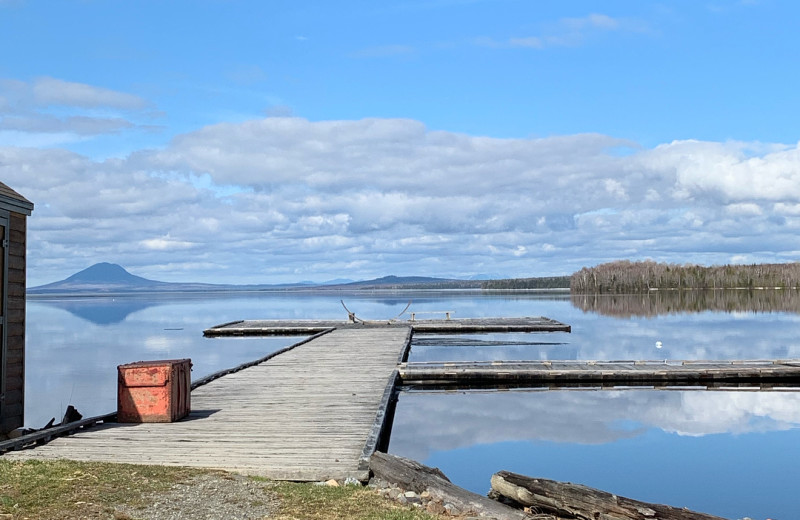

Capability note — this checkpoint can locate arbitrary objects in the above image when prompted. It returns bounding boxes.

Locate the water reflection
[22,291,800,518]
[410,333,577,362]
[390,388,800,460]
[32,297,162,325]
[572,288,800,317]
[389,388,800,519]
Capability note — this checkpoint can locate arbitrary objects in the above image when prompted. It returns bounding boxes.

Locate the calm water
[24,290,800,519]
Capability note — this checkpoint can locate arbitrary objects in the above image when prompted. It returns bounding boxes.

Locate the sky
[2,0,800,286]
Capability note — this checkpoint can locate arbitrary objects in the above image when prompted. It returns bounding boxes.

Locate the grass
[0,459,443,520]
[0,459,203,519]
[265,480,440,520]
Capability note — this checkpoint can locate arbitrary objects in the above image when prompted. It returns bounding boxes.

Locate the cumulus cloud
[636,140,800,202]
[4,116,800,285]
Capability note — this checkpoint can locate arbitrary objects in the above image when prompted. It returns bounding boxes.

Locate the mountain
[28,264,486,295]
[29,263,170,294]
[62,262,163,286]
[327,275,482,290]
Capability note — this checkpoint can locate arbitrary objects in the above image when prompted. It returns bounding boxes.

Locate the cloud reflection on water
[389,389,800,461]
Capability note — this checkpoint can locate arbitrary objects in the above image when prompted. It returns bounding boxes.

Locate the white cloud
[484,13,649,50]
[141,236,196,251]
[4,116,800,285]
[0,114,134,135]
[636,140,800,202]
[31,77,148,110]
[0,76,156,145]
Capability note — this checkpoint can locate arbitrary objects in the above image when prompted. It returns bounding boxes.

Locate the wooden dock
[399,359,800,387]
[203,316,571,336]
[3,328,410,481]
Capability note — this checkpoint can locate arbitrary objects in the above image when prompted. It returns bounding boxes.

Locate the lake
[24,290,800,519]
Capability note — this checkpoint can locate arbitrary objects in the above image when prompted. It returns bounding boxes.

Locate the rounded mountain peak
[64,263,157,285]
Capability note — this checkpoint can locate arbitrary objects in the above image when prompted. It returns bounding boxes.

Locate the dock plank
[399,359,800,387]
[4,328,411,481]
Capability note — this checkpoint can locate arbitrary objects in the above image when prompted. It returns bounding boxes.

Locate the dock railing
[408,311,454,321]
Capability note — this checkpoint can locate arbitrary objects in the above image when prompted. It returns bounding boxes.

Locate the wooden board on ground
[3,328,411,482]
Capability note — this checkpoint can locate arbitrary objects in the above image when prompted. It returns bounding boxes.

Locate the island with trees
[570,260,800,293]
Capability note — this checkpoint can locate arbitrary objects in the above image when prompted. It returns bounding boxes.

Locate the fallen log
[491,471,727,520]
[370,452,533,519]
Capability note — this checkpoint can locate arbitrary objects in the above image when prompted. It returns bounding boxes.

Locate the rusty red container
[117,359,191,423]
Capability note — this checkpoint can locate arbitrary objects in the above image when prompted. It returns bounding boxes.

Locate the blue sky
[2,0,800,285]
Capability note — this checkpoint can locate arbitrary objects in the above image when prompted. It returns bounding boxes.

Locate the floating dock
[203,316,571,336]
[399,359,800,387]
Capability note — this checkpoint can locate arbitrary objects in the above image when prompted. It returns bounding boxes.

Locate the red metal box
[117,359,191,423]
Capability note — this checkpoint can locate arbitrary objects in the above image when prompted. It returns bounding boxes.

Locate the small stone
[344,477,361,486]
[325,479,340,487]
[402,491,422,505]
[444,502,462,516]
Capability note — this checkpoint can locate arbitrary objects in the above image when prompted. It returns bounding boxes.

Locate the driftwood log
[491,471,727,520]
[370,452,533,519]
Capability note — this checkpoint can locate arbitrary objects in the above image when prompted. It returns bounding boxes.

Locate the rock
[344,477,361,486]
[325,479,340,487]
[444,502,462,516]
[427,501,447,515]
[403,491,422,505]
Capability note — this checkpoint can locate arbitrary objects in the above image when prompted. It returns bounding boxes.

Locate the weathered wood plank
[399,359,800,387]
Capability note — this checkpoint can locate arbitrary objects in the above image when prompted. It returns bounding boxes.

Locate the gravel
[114,472,279,520]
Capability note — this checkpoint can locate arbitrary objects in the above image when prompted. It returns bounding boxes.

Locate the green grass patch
[0,459,202,519]
[0,460,442,520]
[266,481,440,520]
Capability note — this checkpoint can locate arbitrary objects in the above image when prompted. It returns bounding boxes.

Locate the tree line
[570,260,800,293]
[481,276,571,290]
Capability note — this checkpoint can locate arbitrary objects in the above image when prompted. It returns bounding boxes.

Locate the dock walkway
[4,328,410,481]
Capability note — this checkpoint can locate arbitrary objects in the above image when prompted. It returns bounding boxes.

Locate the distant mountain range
[28,263,483,295]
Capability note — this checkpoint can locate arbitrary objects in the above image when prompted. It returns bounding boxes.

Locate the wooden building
[0,182,33,438]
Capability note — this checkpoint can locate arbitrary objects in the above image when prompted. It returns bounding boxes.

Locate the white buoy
[655,341,663,349]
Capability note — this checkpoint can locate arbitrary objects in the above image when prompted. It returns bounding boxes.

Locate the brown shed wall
[1,212,27,434]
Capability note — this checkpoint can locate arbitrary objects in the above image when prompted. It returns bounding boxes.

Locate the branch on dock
[370,452,532,519]
[490,471,726,520]
[0,412,116,454]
